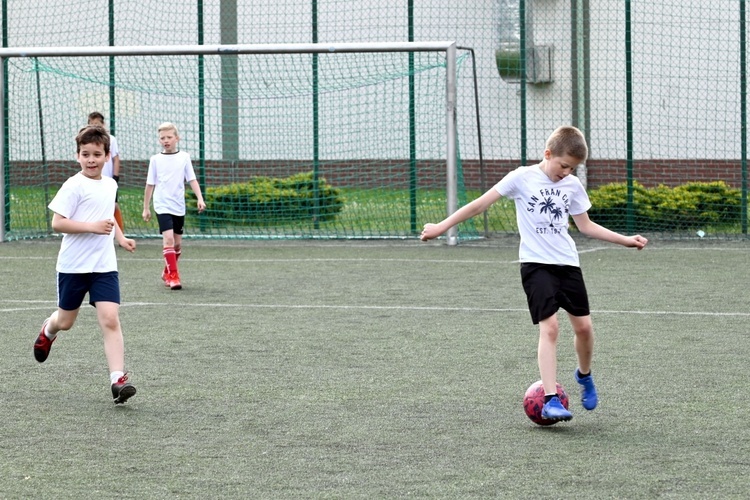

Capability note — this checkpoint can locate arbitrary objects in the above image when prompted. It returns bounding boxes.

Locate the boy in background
[87,111,124,232]
[142,122,206,290]
[34,125,137,405]
[420,126,648,422]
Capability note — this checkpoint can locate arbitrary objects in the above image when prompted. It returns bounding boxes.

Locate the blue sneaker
[575,369,599,410]
[541,396,573,421]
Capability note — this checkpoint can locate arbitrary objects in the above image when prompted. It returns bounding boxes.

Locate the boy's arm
[571,212,648,249]
[421,188,502,241]
[112,154,121,178]
[188,179,206,213]
[51,212,116,235]
[142,184,155,221]
[113,219,136,252]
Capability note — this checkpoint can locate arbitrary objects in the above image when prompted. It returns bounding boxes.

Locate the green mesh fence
[1,0,748,241]
[2,49,474,240]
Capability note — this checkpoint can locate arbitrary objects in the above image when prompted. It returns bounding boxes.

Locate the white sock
[110,371,125,384]
[44,319,57,340]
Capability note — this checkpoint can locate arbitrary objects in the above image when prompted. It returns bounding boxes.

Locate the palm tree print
[538,197,556,214]
[538,197,558,227]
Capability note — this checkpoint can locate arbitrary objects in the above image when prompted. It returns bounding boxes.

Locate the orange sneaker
[168,271,182,290]
[161,267,169,287]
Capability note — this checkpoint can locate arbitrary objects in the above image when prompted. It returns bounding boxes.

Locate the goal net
[0,42,473,242]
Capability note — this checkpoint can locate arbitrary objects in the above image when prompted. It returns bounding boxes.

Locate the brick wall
[9,159,746,190]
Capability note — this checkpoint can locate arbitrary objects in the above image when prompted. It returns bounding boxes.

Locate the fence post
[741,0,748,235]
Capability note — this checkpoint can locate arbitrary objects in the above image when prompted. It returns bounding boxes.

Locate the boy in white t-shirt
[142,122,206,290]
[87,112,124,232]
[420,126,648,422]
[33,125,138,405]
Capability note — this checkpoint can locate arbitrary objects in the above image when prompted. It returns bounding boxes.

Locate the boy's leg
[156,214,178,285]
[95,301,125,373]
[174,234,182,263]
[33,308,80,362]
[569,313,594,374]
[162,229,177,274]
[89,272,135,404]
[34,272,86,362]
[538,314,573,421]
[95,301,136,404]
[569,313,598,410]
[537,314,560,395]
[167,219,185,290]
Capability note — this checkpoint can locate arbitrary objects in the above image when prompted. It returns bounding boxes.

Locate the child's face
[542,150,581,182]
[159,129,180,153]
[76,142,110,180]
[88,118,104,128]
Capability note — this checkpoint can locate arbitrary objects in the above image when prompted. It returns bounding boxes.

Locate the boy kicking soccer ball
[421,126,648,422]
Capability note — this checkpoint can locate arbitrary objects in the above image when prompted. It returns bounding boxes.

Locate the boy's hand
[197,200,206,213]
[628,235,648,250]
[420,223,442,241]
[119,238,137,253]
[142,208,151,222]
[92,219,116,235]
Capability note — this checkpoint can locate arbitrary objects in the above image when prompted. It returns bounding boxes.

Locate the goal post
[0,42,465,244]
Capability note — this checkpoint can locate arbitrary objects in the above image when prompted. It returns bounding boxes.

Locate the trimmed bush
[586,180,742,231]
[187,171,344,225]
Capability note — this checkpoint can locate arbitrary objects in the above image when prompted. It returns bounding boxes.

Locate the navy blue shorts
[57,271,121,310]
[156,213,185,235]
[520,263,590,324]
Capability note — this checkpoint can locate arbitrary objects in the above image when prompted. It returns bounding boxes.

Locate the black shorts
[520,263,590,324]
[156,213,185,235]
[57,271,121,310]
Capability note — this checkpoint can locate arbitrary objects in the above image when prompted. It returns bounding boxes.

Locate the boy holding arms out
[142,122,206,290]
[87,112,124,232]
[34,125,137,405]
[421,126,648,422]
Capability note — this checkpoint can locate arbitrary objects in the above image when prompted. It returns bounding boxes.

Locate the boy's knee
[574,325,594,339]
[55,317,76,331]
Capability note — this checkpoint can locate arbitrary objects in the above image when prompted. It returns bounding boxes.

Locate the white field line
[0,243,746,265]
[1,299,747,317]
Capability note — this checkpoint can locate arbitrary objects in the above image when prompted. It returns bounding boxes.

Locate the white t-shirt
[495,165,592,267]
[48,172,118,273]
[146,151,197,216]
[101,134,119,179]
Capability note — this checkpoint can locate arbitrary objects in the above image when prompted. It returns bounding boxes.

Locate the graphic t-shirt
[495,165,591,267]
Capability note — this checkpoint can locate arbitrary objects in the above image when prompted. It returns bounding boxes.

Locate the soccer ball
[523,380,570,426]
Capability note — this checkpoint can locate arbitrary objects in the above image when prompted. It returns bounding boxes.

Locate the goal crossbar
[0,41,459,244]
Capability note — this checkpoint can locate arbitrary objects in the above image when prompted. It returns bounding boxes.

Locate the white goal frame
[0,42,459,244]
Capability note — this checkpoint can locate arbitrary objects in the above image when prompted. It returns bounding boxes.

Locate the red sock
[163,246,178,274]
[175,250,181,262]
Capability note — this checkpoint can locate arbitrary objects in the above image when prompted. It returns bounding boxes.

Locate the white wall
[1,0,743,162]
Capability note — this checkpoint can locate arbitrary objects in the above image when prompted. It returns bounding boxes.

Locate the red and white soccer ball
[523,380,570,426]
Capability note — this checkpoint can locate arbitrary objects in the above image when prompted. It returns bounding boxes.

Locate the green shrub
[187,171,344,225]
[586,180,742,231]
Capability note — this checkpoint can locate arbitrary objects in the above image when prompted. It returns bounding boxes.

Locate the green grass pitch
[0,237,748,498]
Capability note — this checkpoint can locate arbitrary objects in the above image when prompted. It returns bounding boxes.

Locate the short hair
[158,122,179,136]
[545,126,588,163]
[76,125,110,155]
[87,111,105,123]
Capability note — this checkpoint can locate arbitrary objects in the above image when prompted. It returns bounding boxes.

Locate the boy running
[34,125,137,405]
